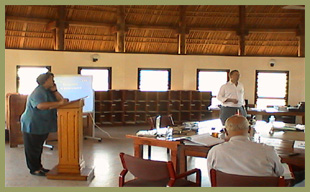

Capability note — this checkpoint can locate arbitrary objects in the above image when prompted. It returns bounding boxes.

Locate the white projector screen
[54,75,94,113]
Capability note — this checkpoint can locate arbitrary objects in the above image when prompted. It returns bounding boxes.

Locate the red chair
[119,153,201,187]
[210,169,286,187]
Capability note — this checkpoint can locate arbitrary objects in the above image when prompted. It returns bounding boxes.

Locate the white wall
[5,49,305,106]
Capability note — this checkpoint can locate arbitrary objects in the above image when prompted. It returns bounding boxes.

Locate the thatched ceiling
[5,5,305,57]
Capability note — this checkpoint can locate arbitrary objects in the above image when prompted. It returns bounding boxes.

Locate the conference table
[247,108,305,125]
[210,107,305,124]
[126,119,305,175]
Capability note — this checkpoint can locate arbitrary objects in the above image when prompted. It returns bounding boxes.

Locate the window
[78,67,111,91]
[197,69,229,107]
[255,71,289,109]
[138,68,171,91]
[17,66,51,95]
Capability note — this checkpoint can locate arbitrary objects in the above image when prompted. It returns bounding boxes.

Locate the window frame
[254,70,289,106]
[16,65,51,93]
[196,69,230,107]
[196,69,230,91]
[78,66,112,90]
[137,68,171,91]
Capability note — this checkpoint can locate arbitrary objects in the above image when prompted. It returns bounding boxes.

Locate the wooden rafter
[178,5,187,55]
[5,5,304,56]
[115,6,126,53]
[6,15,299,34]
[237,6,248,56]
[297,12,305,57]
[55,6,66,51]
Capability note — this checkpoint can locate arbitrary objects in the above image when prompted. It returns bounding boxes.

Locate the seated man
[207,115,284,177]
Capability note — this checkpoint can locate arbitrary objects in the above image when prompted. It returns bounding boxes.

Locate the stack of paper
[295,124,305,131]
[135,130,157,137]
[184,133,224,146]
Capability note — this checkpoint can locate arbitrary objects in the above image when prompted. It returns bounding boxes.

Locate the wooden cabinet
[94,90,212,125]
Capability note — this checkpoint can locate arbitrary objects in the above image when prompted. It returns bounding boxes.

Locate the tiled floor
[5,125,211,187]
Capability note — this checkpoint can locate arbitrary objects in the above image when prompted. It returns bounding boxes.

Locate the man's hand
[226,98,238,104]
[58,98,69,105]
[50,83,57,92]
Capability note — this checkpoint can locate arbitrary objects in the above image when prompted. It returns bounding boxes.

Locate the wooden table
[127,121,305,174]
[126,135,182,173]
[247,109,305,124]
[210,108,305,124]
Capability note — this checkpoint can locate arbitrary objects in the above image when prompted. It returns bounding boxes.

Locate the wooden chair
[119,153,201,187]
[147,115,175,159]
[6,93,54,149]
[210,169,286,187]
[147,114,175,129]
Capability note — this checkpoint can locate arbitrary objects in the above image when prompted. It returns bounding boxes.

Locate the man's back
[207,136,284,177]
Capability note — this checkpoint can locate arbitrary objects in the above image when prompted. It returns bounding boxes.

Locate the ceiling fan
[282,5,305,10]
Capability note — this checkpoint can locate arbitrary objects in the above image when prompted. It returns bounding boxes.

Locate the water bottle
[155,115,161,133]
[269,115,275,124]
[268,115,275,135]
[166,126,173,140]
[218,129,226,140]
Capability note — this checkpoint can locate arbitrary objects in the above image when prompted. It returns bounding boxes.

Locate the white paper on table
[295,124,305,130]
[185,133,224,146]
[293,140,305,149]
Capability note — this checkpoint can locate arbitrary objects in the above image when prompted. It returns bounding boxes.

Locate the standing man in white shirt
[217,70,247,125]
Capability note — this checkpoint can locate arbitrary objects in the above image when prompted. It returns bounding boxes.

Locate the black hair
[229,70,239,76]
[36,72,54,85]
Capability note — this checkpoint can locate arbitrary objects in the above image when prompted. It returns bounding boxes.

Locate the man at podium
[21,72,68,176]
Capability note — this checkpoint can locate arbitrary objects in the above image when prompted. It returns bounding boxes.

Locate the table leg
[170,148,178,173]
[133,143,143,158]
[178,146,187,174]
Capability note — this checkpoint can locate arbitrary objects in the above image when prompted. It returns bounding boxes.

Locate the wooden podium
[47,99,94,180]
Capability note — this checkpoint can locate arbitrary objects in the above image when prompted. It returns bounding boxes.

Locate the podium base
[46,166,95,181]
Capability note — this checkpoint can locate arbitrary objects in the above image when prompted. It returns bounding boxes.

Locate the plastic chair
[210,169,286,187]
[119,152,201,187]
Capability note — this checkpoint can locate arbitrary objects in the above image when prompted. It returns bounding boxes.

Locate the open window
[197,69,229,107]
[16,66,51,95]
[255,71,289,109]
[138,68,171,91]
[78,67,112,91]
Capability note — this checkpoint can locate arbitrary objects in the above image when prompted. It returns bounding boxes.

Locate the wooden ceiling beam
[54,6,66,51]
[297,12,305,57]
[19,6,32,49]
[249,29,297,33]
[46,20,57,30]
[69,21,113,28]
[6,35,53,39]
[7,31,298,43]
[6,15,51,24]
[6,15,299,34]
[115,5,126,53]
[190,27,235,33]
[178,5,187,55]
[237,5,248,56]
[126,24,175,31]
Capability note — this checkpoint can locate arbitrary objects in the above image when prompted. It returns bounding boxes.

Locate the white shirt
[217,81,245,107]
[207,136,284,177]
